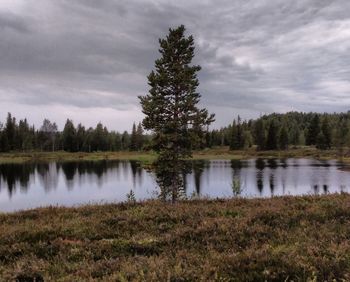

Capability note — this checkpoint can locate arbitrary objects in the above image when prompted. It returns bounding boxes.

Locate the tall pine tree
[139,25,214,202]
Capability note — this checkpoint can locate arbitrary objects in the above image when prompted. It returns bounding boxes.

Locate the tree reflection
[130,160,143,188]
[193,160,206,196]
[323,184,328,194]
[153,157,191,202]
[255,158,265,170]
[60,162,77,189]
[267,159,278,169]
[0,163,35,197]
[269,174,275,196]
[231,160,242,196]
[37,163,59,192]
[255,159,265,194]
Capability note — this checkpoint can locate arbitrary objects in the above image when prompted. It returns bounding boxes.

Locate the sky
[0,0,350,132]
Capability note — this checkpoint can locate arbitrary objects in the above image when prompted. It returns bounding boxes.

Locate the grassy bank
[0,151,157,164]
[0,146,349,164]
[1,194,350,280]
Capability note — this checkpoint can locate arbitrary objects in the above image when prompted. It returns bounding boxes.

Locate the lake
[0,158,349,212]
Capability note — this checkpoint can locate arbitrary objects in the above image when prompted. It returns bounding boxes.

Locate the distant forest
[0,111,349,152]
[212,111,350,151]
[0,113,147,152]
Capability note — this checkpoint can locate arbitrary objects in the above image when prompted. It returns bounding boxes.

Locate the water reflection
[0,160,145,197]
[256,159,264,195]
[193,160,205,195]
[0,163,35,196]
[0,158,350,212]
[153,157,192,202]
[37,163,59,192]
[269,174,275,196]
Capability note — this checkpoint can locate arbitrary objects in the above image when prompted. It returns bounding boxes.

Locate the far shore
[0,146,349,164]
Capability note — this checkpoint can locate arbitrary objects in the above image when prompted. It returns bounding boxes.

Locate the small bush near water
[1,194,350,281]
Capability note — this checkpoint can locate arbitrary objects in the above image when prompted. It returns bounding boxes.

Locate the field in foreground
[1,195,350,281]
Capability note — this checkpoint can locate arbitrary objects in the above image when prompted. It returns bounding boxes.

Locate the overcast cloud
[0,0,349,131]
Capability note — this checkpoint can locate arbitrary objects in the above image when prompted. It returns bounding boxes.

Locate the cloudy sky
[1,0,350,131]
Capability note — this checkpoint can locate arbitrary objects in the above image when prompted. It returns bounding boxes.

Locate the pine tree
[130,123,137,151]
[236,116,244,148]
[4,113,16,151]
[93,123,107,151]
[229,120,238,150]
[114,132,122,151]
[139,25,214,202]
[243,130,253,148]
[321,117,331,149]
[62,119,76,152]
[316,131,327,150]
[230,116,244,150]
[306,114,320,145]
[121,131,130,150]
[266,121,278,150]
[76,124,86,152]
[254,118,265,150]
[136,122,144,150]
[40,119,58,152]
[279,125,289,150]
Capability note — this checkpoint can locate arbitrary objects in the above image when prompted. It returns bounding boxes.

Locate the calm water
[0,159,349,212]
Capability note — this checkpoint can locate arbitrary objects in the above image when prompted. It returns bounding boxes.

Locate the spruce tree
[136,122,144,150]
[230,120,238,150]
[130,123,137,151]
[62,119,76,152]
[306,114,320,145]
[236,116,244,148]
[40,119,58,152]
[254,118,265,150]
[4,113,15,151]
[121,131,130,150]
[76,124,86,152]
[279,125,289,150]
[266,121,278,150]
[316,131,327,150]
[139,25,214,201]
[321,117,331,149]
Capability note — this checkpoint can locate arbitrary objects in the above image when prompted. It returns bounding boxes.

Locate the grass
[1,194,350,280]
[1,146,350,164]
[0,151,157,164]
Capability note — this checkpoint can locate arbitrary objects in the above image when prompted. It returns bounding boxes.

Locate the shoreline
[0,147,349,164]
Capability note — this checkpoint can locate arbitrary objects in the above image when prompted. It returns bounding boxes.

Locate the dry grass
[1,194,350,281]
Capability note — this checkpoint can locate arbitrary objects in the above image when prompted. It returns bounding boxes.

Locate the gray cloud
[0,0,349,131]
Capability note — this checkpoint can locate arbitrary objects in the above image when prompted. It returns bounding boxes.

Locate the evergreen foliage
[306,114,320,145]
[1,111,350,153]
[266,121,278,150]
[139,25,214,158]
[139,25,214,202]
[0,113,141,152]
[279,125,289,150]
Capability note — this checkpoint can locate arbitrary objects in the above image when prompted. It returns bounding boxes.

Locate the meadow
[1,194,350,281]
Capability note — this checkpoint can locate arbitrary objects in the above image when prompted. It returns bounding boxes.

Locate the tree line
[1,111,349,153]
[1,111,350,153]
[0,113,146,152]
[206,111,350,151]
